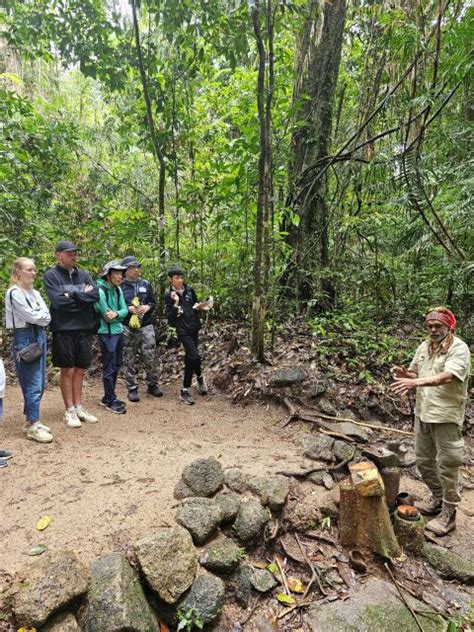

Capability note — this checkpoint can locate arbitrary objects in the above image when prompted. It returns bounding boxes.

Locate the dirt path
[0,381,303,575]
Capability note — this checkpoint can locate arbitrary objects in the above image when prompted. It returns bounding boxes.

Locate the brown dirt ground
[0,380,305,575]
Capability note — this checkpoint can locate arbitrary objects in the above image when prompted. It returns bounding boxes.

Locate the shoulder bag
[10,290,44,364]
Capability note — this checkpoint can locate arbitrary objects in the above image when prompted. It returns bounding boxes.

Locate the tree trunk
[130,0,166,300]
[250,0,273,362]
[285,0,347,310]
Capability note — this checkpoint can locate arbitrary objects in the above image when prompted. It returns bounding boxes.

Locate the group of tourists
[1,240,207,450]
[0,244,470,537]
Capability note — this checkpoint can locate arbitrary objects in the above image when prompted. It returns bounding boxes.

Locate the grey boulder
[83,553,158,632]
[422,543,474,584]
[13,551,88,627]
[215,490,241,524]
[247,475,290,510]
[249,568,277,593]
[224,467,246,493]
[200,536,243,574]
[41,612,81,632]
[178,573,225,626]
[233,500,270,544]
[136,526,197,604]
[269,366,306,387]
[182,456,224,497]
[176,497,223,545]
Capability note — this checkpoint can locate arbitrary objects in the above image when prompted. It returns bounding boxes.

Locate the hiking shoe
[147,384,163,397]
[106,401,127,414]
[27,422,53,443]
[64,409,82,428]
[416,496,442,516]
[75,406,98,424]
[99,397,107,407]
[426,504,457,536]
[0,458,8,468]
[0,450,13,460]
[180,389,195,405]
[128,389,140,403]
[23,422,50,434]
[197,376,208,395]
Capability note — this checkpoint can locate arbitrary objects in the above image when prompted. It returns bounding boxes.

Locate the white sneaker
[64,409,82,428]
[23,421,51,434]
[75,406,98,424]
[27,422,53,443]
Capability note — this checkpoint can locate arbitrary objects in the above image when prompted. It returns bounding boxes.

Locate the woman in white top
[5,257,53,443]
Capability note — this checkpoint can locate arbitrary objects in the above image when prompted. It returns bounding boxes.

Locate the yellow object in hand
[130,296,141,328]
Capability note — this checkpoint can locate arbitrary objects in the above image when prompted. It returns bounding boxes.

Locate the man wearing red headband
[391,307,470,535]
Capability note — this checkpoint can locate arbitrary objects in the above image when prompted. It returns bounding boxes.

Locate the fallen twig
[384,562,425,632]
[295,533,328,598]
[312,412,414,437]
[277,448,356,479]
[275,555,290,595]
[276,597,315,621]
[240,594,261,625]
[319,428,355,443]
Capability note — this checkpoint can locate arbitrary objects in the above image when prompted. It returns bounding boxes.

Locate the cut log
[380,467,401,510]
[338,478,357,547]
[349,461,385,497]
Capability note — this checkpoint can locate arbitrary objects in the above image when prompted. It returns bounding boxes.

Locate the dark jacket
[43,265,99,332]
[164,285,201,335]
[121,278,156,328]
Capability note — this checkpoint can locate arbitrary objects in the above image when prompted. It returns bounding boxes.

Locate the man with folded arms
[43,241,100,428]
[391,307,470,535]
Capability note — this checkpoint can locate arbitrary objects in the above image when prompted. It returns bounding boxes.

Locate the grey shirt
[5,286,51,329]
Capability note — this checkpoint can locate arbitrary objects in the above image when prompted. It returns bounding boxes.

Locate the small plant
[320,515,332,530]
[235,547,246,561]
[177,607,204,631]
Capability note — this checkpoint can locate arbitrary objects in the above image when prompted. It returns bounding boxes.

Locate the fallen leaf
[28,544,47,556]
[276,593,296,605]
[17,628,37,632]
[35,516,51,531]
[252,561,268,570]
[267,562,278,574]
[287,577,305,593]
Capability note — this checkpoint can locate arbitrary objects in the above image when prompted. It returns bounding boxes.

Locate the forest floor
[0,379,306,575]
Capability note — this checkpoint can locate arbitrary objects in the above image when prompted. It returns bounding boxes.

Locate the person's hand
[105,310,117,321]
[390,366,410,379]
[84,284,94,293]
[391,377,418,396]
[137,305,150,315]
[171,291,179,306]
[128,305,138,314]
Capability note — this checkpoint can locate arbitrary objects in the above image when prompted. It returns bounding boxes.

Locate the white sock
[74,404,83,411]
[67,406,76,413]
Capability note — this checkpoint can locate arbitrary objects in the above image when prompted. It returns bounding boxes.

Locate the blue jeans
[13,327,47,424]
[99,334,123,405]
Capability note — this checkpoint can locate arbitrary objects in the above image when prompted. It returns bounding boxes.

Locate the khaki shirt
[409,336,471,425]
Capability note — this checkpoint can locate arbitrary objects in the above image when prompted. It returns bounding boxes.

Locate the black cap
[167,264,184,277]
[55,240,78,252]
[121,256,141,268]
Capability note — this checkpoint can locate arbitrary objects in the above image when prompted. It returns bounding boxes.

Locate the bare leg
[59,368,75,409]
[72,368,85,407]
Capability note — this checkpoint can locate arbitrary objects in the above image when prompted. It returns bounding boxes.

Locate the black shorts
[52,331,93,369]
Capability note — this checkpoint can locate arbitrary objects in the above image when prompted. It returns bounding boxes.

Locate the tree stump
[393,506,425,553]
[338,461,401,559]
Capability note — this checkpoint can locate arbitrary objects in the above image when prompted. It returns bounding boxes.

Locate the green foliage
[0,0,471,342]
[177,607,204,631]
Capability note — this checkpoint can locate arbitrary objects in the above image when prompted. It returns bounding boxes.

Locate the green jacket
[94,278,128,335]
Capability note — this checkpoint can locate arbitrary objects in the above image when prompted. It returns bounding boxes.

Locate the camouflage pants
[122,324,159,391]
[415,417,464,506]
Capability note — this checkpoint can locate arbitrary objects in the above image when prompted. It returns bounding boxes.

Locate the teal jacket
[94,278,128,335]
